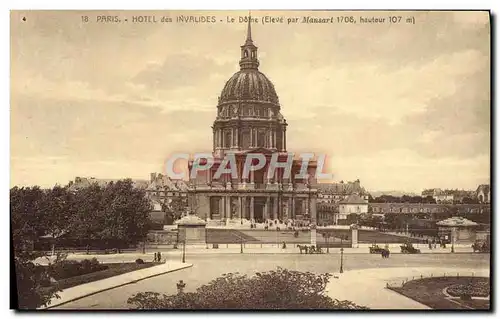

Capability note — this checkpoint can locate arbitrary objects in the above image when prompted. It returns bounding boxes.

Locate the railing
[386,272,483,289]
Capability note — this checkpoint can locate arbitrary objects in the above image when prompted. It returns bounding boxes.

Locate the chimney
[150,173,157,182]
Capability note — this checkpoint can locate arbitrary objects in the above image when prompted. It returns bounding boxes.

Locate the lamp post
[340,235,347,274]
[451,227,455,253]
[182,239,186,263]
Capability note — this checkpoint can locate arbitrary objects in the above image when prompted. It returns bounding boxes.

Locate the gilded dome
[219,69,279,105]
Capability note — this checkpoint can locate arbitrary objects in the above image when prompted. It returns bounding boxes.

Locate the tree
[161,196,187,225]
[97,180,152,246]
[462,197,479,204]
[127,268,368,309]
[38,186,74,253]
[11,186,45,251]
[321,232,332,253]
[11,186,63,309]
[346,213,359,225]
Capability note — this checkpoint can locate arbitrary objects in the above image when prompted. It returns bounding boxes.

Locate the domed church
[188,18,318,227]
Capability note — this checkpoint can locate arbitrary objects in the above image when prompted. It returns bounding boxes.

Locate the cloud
[132,54,232,91]
[10,10,490,191]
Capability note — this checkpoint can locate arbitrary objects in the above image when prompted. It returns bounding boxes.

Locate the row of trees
[11,179,152,252]
[369,195,437,204]
[369,194,481,204]
[11,179,153,309]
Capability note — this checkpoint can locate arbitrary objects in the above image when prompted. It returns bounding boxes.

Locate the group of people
[153,251,163,262]
[425,238,447,249]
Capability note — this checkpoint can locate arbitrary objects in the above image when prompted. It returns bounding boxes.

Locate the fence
[386,272,482,289]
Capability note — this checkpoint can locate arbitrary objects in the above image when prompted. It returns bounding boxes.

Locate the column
[283,128,287,151]
[218,197,224,219]
[231,128,235,148]
[292,197,296,219]
[225,196,231,220]
[235,127,239,149]
[273,197,278,220]
[310,197,317,225]
[250,127,253,147]
[250,197,255,221]
[264,197,270,220]
[287,197,292,219]
[238,196,243,220]
[242,197,247,219]
[273,130,277,149]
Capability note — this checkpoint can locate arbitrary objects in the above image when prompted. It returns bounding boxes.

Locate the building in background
[317,179,367,203]
[334,194,369,224]
[67,176,149,191]
[476,184,490,203]
[421,188,477,204]
[187,19,318,226]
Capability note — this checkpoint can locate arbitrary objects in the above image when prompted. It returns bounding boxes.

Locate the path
[326,267,490,309]
[41,261,192,309]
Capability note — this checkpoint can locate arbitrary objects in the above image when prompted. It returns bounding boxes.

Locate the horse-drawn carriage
[472,239,490,253]
[369,244,385,254]
[369,244,390,258]
[400,242,421,254]
[298,244,324,254]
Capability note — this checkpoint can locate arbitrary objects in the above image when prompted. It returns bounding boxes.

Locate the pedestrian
[157,251,162,262]
[154,252,158,262]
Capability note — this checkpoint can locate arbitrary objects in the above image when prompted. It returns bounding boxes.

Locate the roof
[147,174,189,191]
[317,180,365,195]
[339,194,368,205]
[436,217,478,227]
[68,177,148,191]
[476,184,490,194]
[219,69,279,105]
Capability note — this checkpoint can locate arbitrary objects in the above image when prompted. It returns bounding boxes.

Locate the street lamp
[340,235,347,274]
[451,227,455,253]
[182,239,186,263]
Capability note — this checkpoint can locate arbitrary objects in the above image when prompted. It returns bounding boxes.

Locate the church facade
[187,20,319,226]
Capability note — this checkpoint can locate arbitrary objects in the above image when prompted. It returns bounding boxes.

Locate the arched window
[244,50,249,58]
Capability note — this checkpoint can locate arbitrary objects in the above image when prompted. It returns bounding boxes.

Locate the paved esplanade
[54,253,489,309]
[326,267,490,309]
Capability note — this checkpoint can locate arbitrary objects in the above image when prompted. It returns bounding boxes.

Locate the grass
[388,276,490,310]
[206,228,426,244]
[45,262,156,291]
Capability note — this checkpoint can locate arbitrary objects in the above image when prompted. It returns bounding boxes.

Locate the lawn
[206,228,425,245]
[388,276,490,310]
[44,262,156,291]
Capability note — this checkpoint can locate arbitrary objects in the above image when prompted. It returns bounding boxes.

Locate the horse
[297,245,308,254]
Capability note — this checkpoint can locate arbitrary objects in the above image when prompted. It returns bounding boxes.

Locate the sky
[10,10,490,193]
